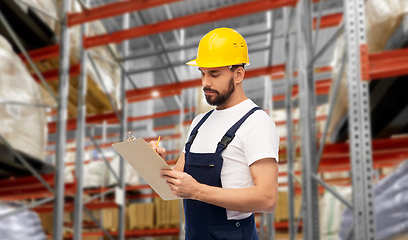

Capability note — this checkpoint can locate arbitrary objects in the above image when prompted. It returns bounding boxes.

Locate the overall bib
[183,107,261,240]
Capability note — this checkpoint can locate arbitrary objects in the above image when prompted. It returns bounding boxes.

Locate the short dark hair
[229,64,245,72]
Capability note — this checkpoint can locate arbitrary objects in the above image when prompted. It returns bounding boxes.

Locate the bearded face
[203,77,235,106]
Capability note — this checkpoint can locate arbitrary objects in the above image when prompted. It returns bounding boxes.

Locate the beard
[203,77,235,106]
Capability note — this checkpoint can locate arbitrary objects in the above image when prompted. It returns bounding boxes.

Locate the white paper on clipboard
[112,138,181,201]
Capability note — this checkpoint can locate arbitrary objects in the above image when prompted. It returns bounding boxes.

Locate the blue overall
[183,106,261,240]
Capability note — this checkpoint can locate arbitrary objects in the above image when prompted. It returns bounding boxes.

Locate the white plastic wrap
[320,186,352,240]
[0,202,47,240]
[0,35,47,161]
[328,0,408,140]
[18,0,120,108]
[83,160,110,188]
[109,156,140,186]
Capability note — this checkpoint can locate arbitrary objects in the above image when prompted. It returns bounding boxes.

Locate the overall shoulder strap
[216,107,262,153]
[185,109,214,152]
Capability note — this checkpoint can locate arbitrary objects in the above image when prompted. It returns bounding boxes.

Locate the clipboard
[112,138,181,201]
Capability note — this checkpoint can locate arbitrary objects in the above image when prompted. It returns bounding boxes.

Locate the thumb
[149,141,157,151]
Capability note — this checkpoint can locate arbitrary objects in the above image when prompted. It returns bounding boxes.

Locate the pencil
[156,136,161,147]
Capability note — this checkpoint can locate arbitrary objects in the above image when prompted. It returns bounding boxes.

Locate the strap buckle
[218,135,235,147]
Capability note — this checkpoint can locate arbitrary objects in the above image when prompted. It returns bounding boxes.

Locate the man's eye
[211,74,219,78]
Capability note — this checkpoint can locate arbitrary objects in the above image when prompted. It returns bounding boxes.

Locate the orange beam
[313,13,343,29]
[33,201,118,213]
[48,108,193,134]
[126,65,285,99]
[275,115,327,126]
[18,44,60,64]
[369,48,408,80]
[59,228,180,239]
[32,64,81,83]
[127,89,182,103]
[83,0,297,48]
[273,78,331,101]
[153,119,193,131]
[68,0,184,27]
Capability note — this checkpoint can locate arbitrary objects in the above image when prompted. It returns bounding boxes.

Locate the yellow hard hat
[186,27,249,68]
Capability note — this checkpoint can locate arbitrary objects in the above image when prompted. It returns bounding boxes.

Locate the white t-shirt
[184,99,279,220]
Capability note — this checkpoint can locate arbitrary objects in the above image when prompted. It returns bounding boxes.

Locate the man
[150,27,279,240]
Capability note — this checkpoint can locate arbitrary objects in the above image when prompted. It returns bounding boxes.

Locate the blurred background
[0,0,408,239]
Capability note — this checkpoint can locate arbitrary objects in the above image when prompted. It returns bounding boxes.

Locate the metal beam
[343,0,376,239]
[0,197,54,220]
[311,173,353,209]
[68,0,184,26]
[32,64,81,82]
[52,0,71,237]
[283,6,297,240]
[126,64,285,98]
[84,207,115,240]
[73,8,88,239]
[18,44,60,64]
[89,135,120,182]
[47,107,192,133]
[118,10,130,240]
[296,0,320,239]
[83,0,297,49]
[369,48,408,80]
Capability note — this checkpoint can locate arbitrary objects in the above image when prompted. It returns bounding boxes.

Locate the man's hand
[149,141,167,160]
[161,170,201,199]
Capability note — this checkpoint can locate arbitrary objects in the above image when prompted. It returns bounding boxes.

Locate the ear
[234,67,245,84]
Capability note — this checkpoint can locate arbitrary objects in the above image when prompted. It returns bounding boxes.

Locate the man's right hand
[149,141,167,160]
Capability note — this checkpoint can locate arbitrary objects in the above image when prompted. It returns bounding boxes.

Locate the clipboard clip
[124,131,136,142]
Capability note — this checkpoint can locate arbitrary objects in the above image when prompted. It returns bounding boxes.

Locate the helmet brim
[186,59,198,66]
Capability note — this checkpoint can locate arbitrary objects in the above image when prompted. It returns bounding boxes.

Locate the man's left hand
[161,170,201,199]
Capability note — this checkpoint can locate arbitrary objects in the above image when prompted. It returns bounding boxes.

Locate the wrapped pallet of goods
[0,35,47,162]
[18,0,120,117]
[339,160,408,240]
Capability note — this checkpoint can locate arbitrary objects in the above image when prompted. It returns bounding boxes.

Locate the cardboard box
[154,198,181,228]
[274,191,301,222]
[128,203,154,230]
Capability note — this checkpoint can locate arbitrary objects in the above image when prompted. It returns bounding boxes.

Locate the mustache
[203,87,219,94]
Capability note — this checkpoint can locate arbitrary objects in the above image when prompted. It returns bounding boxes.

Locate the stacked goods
[0,35,47,162]
[38,212,53,235]
[109,156,141,186]
[339,160,408,240]
[274,190,302,223]
[128,202,155,230]
[154,198,181,228]
[38,212,74,235]
[20,0,120,117]
[328,0,408,143]
[102,208,118,231]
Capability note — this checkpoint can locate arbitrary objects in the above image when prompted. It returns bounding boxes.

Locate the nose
[201,74,212,88]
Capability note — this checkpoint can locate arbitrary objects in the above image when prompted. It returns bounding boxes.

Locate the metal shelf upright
[283,0,383,239]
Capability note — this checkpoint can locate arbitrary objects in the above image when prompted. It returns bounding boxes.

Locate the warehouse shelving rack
[0,0,408,239]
